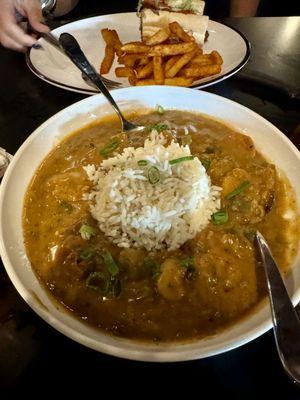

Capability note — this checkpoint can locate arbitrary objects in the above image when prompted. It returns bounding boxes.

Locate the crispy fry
[101,29,123,56]
[118,54,141,67]
[182,64,222,78]
[165,55,181,72]
[121,43,150,53]
[153,56,164,84]
[136,61,153,79]
[128,75,137,86]
[135,79,156,86]
[100,45,115,75]
[138,56,150,66]
[115,67,136,79]
[149,42,196,56]
[169,21,195,43]
[188,54,214,67]
[101,22,222,87]
[164,77,194,86]
[210,50,223,65]
[110,30,123,56]
[145,27,170,46]
[165,50,197,78]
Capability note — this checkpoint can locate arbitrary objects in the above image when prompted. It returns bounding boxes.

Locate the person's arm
[0,0,49,51]
[230,0,260,17]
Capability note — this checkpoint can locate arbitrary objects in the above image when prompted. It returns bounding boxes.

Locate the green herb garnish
[148,123,169,133]
[138,159,148,167]
[60,200,73,213]
[102,252,119,276]
[180,257,195,269]
[211,210,229,225]
[144,258,161,280]
[99,137,120,156]
[148,166,160,185]
[79,249,94,260]
[226,180,251,200]
[169,155,194,165]
[200,159,211,171]
[79,224,96,240]
[155,104,165,115]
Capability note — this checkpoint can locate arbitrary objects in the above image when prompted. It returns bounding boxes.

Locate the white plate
[26,13,250,94]
[0,87,299,362]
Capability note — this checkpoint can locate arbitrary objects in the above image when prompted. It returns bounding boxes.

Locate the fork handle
[59,33,126,130]
[255,232,300,384]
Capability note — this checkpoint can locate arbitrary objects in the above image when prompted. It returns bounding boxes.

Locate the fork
[32,29,121,90]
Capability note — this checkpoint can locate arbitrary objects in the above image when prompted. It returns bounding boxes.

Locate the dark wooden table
[0,10,300,396]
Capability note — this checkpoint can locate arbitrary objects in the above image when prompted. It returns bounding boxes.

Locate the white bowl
[0,87,299,362]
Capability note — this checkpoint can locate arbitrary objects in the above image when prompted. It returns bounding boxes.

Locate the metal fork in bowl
[59,33,145,135]
[255,231,300,385]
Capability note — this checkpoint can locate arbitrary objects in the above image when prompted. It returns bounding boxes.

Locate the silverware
[255,231,300,385]
[32,30,121,90]
[59,33,145,135]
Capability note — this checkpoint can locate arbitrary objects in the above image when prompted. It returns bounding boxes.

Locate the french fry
[188,54,214,67]
[115,67,136,79]
[135,79,156,86]
[100,45,115,74]
[145,27,170,46]
[118,54,141,67]
[164,77,194,86]
[136,61,153,79]
[138,56,150,66]
[169,21,195,43]
[211,50,223,65]
[128,75,137,86]
[182,64,222,78]
[165,55,181,72]
[121,43,150,53]
[101,29,123,56]
[149,42,196,56]
[153,56,164,84]
[165,50,197,78]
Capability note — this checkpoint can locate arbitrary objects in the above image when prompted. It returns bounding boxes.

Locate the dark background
[0,0,300,397]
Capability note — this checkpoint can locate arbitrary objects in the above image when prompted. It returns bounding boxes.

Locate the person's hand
[0,0,49,51]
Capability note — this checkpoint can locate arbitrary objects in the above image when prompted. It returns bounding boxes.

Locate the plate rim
[26,14,251,94]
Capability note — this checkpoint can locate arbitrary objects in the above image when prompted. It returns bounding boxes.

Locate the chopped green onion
[86,272,110,294]
[211,210,228,225]
[200,159,211,171]
[143,258,160,280]
[102,252,119,276]
[180,257,195,269]
[155,104,165,115]
[59,200,73,213]
[226,180,251,200]
[79,224,96,240]
[148,123,169,133]
[138,159,148,167]
[148,166,160,185]
[79,249,94,260]
[99,137,120,156]
[169,155,194,165]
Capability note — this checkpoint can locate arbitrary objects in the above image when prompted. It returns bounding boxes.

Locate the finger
[4,23,37,47]
[25,0,50,33]
[0,34,26,52]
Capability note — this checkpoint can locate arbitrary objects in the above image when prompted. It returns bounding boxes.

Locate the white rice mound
[83,129,221,251]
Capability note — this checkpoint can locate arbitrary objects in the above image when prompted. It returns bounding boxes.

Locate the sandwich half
[138,0,209,46]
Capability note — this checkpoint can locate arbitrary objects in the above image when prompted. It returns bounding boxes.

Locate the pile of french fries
[100,22,223,87]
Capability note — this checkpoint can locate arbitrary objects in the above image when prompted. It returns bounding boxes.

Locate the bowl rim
[1,86,300,362]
